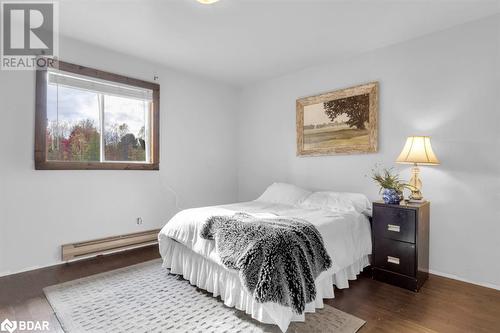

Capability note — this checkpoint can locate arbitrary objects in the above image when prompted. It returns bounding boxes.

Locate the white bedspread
[158,201,372,331]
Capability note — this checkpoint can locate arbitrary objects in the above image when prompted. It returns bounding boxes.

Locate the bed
[158,184,372,332]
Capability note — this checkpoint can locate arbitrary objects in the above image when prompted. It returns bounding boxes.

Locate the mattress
[158,201,372,331]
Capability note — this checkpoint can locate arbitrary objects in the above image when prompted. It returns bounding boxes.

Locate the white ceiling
[59,0,500,85]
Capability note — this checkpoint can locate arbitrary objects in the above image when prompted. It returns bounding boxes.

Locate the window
[35,60,159,170]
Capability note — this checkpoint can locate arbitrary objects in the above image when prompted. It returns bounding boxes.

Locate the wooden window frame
[35,60,160,170]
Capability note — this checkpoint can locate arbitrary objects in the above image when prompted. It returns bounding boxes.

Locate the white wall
[0,37,239,276]
[237,15,500,289]
[1,14,498,291]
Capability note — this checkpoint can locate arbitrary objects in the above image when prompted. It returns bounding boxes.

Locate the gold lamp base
[408,164,424,201]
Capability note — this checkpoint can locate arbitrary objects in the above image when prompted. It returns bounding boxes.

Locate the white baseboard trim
[429,269,500,291]
[0,260,61,278]
[0,242,158,278]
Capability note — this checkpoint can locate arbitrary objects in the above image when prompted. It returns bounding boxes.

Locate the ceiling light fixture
[197,0,220,4]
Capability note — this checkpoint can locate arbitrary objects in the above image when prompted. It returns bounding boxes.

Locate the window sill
[35,161,159,170]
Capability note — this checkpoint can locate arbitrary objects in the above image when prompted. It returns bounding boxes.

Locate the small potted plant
[371,167,413,205]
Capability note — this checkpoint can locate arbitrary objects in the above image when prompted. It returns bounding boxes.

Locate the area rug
[44,259,365,333]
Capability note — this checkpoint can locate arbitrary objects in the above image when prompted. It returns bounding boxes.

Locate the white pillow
[340,192,372,215]
[256,183,311,206]
[300,191,372,215]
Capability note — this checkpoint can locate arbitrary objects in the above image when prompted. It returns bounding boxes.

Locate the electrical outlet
[136,217,143,225]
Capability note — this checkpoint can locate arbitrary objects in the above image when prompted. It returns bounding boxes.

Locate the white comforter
[158,201,372,330]
[160,201,371,276]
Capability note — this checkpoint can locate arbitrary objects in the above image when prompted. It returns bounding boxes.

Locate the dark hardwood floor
[1,245,499,332]
[326,272,500,333]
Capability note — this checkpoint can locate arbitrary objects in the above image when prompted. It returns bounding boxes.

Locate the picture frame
[296,82,378,156]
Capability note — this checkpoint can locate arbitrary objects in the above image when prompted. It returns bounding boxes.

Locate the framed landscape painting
[296,82,378,156]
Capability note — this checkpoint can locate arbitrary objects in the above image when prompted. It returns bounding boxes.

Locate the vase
[382,188,402,205]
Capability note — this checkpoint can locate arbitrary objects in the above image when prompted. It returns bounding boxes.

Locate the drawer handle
[387,256,400,265]
[387,224,400,232]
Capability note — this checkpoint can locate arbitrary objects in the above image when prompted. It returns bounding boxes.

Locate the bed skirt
[160,240,370,332]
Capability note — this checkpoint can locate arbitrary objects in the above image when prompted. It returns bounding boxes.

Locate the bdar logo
[0,319,17,333]
[0,319,49,332]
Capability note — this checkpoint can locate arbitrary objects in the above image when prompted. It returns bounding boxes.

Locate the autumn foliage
[47,119,145,162]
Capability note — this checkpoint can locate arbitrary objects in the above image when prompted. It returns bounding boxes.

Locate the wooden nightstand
[372,201,430,291]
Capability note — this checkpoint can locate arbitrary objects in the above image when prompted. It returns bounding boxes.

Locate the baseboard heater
[62,229,161,261]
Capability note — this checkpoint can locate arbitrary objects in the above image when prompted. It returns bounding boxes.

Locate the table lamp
[396,136,440,201]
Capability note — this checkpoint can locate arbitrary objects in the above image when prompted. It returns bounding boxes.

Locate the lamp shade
[396,136,440,165]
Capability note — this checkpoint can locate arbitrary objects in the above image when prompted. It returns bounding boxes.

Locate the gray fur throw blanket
[200,213,332,314]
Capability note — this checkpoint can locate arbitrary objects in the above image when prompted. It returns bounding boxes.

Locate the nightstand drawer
[373,206,416,243]
[374,238,415,277]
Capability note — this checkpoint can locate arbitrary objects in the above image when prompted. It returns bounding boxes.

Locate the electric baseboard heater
[62,229,160,261]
